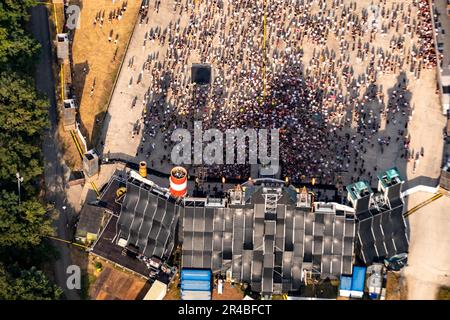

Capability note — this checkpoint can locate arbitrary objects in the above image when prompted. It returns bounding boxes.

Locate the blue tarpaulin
[340,275,352,291]
[181,269,212,282]
[350,266,366,296]
[181,280,211,291]
[181,269,212,300]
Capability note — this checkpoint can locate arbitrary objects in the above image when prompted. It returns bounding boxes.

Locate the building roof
[93,174,357,295]
[143,280,167,300]
[349,173,409,265]
[346,180,373,201]
[377,167,402,189]
[115,176,180,260]
[91,215,151,278]
[180,179,356,295]
[75,204,106,238]
[56,33,69,61]
[92,170,409,296]
[97,175,126,215]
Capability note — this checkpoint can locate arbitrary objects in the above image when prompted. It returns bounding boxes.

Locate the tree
[0,73,48,136]
[0,0,40,72]
[0,135,45,193]
[0,264,62,300]
[0,0,62,300]
[0,73,48,191]
[0,191,53,249]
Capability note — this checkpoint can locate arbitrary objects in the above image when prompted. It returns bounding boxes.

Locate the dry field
[46,2,84,168]
[386,271,408,300]
[71,0,141,146]
[58,120,83,169]
[88,256,149,300]
[163,273,181,300]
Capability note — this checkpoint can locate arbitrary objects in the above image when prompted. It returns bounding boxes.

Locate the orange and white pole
[170,167,188,198]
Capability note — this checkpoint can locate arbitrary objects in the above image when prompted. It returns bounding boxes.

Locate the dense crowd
[132,0,436,185]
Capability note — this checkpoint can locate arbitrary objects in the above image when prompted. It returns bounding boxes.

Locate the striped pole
[169,167,188,198]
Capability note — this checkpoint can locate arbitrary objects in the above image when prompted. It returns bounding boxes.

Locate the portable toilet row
[180,269,212,300]
[339,275,352,298]
[350,266,366,298]
[339,266,367,299]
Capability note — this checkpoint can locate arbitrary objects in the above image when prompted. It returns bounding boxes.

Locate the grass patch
[437,286,450,300]
[80,272,97,300]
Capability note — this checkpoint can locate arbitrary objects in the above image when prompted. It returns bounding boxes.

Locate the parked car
[384,253,408,271]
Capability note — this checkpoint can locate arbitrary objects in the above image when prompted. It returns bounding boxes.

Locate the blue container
[339,275,352,291]
[181,269,212,282]
[369,292,379,300]
[350,266,366,296]
[181,280,211,292]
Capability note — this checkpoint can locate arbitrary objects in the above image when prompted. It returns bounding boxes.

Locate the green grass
[437,286,450,300]
[80,272,97,300]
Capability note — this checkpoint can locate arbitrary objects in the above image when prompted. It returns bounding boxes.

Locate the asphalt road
[29,2,80,300]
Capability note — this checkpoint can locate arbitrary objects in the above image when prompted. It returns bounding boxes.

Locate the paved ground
[435,0,450,74]
[402,69,446,189]
[30,1,80,300]
[99,4,166,157]
[402,192,450,299]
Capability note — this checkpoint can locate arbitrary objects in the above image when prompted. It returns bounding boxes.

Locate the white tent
[143,280,167,300]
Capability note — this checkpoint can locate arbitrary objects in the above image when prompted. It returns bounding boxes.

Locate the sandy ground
[163,273,181,300]
[386,271,408,300]
[402,70,446,188]
[402,192,450,299]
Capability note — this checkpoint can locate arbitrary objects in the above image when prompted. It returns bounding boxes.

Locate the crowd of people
[130,0,436,185]
[93,1,129,27]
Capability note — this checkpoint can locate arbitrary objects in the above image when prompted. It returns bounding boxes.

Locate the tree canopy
[0,0,61,299]
[0,191,53,249]
[0,0,40,72]
[0,73,49,192]
[0,264,62,300]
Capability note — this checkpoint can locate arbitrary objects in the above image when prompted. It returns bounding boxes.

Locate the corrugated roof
[116,180,180,260]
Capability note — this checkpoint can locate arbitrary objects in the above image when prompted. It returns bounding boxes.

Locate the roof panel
[183,208,195,232]
[193,207,205,232]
